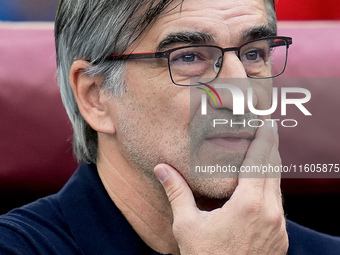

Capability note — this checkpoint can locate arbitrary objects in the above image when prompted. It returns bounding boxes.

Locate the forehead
[138,0,269,49]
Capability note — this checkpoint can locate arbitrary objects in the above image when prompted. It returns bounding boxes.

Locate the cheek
[114,91,191,173]
[125,63,192,126]
[117,63,192,168]
[119,75,191,144]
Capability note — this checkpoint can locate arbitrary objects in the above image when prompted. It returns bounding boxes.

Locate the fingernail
[154,165,169,183]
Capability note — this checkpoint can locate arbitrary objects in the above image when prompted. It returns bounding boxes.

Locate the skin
[69,0,288,254]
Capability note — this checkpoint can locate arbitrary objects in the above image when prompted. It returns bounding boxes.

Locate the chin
[189,177,238,200]
[188,177,239,211]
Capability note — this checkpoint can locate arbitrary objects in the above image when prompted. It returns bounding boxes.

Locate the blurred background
[0,0,339,237]
[0,0,58,21]
[0,0,339,22]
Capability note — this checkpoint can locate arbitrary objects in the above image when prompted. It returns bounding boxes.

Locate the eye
[245,50,262,61]
[182,53,197,62]
[172,52,199,64]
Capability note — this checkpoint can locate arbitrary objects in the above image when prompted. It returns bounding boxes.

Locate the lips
[205,132,254,151]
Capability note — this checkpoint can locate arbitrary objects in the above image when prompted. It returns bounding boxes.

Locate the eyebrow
[156,31,214,51]
[156,25,276,52]
[241,25,277,42]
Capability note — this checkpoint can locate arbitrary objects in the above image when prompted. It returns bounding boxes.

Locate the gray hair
[55,0,277,164]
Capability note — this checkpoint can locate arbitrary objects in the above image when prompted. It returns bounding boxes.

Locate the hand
[154,123,288,255]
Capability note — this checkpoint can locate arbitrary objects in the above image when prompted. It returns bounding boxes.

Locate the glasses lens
[239,38,288,79]
[168,46,222,85]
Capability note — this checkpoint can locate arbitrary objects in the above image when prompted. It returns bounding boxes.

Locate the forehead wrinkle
[141,0,269,51]
[160,0,267,20]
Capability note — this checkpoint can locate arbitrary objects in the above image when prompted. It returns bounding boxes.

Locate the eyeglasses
[105,36,292,86]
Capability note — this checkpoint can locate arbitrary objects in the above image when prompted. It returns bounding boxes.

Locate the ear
[69,60,116,135]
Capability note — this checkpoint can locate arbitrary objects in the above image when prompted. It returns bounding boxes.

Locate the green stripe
[197,87,217,106]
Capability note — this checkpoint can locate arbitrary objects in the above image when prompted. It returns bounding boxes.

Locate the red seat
[0,23,77,212]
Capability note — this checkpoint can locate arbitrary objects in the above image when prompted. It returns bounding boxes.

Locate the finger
[263,122,282,198]
[263,148,283,211]
[264,137,281,182]
[243,121,278,170]
[224,123,275,210]
[154,164,198,217]
[237,121,277,190]
[256,123,284,215]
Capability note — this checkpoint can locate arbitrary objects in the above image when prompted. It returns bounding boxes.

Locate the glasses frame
[105,36,293,86]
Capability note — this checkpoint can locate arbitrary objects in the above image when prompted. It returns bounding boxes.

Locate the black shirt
[0,163,339,254]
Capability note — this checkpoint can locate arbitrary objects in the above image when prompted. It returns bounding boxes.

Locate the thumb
[154,164,198,216]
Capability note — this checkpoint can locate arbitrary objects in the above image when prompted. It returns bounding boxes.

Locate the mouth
[205,132,254,151]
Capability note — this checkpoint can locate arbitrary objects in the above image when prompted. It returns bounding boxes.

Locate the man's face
[108,0,272,200]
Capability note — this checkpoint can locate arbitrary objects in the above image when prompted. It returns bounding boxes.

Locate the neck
[96,147,180,255]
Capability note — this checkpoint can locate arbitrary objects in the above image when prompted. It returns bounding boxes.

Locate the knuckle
[243,196,266,215]
[258,153,269,165]
[267,209,284,227]
[166,184,184,204]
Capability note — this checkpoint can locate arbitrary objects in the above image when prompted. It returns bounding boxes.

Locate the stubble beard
[116,108,254,203]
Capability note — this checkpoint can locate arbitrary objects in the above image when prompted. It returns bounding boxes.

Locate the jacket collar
[57,162,160,255]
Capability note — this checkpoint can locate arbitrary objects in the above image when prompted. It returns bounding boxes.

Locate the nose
[218,52,248,79]
[206,52,258,113]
